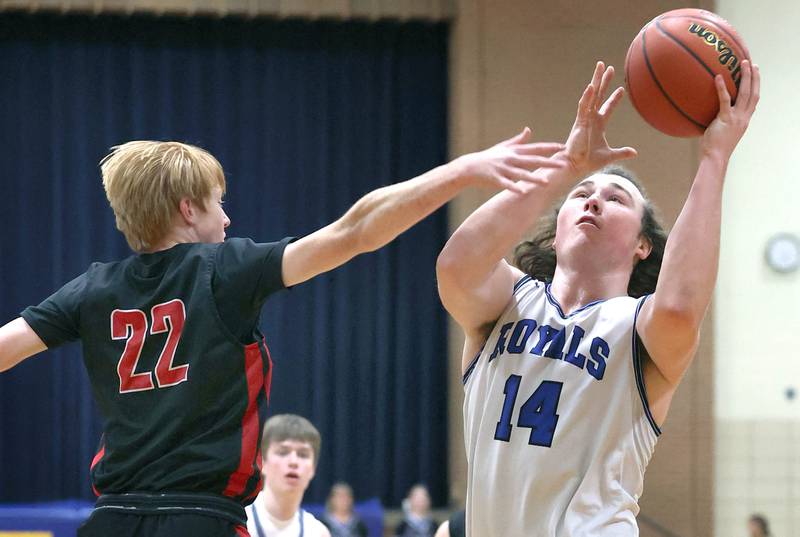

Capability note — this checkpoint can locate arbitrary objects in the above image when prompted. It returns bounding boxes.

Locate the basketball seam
[655,18,717,79]
[641,24,708,130]
[657,13,750,59]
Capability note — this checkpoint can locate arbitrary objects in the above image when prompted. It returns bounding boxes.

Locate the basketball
[624,8,750,137]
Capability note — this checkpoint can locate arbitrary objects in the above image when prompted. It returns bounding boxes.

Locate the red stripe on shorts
[90,444,106,496]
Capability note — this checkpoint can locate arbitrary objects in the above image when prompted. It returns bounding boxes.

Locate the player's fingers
[609,146,638,162]
[576,84,595,121]
[598,87,625,121]
[715,74,732,114]
[496,175,526,194]
[735,60,751,109]
[507,155,566,171]
[749,64,761,113]
[596,65,615,107]
[501,165,552,188]
[499,126,532,147]
[515,142,566,157]
[589,61,605,97]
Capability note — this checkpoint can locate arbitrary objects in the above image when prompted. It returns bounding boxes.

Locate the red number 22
[111,299,189,394]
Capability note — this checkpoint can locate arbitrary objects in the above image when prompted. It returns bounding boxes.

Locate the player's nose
[583,196,601,214]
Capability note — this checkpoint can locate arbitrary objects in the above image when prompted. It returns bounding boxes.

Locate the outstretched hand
[456,128,566,193]
[701,60,759,161]
[562,61,637,176]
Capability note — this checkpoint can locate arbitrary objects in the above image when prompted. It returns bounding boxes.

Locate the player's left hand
[701,60,760,160]
[560,61,638,176]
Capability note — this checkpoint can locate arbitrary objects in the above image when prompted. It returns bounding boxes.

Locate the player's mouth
[576,215,600,228]
[285,472,300,483]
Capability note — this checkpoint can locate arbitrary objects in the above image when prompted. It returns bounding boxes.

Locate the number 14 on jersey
[494,375,563,447]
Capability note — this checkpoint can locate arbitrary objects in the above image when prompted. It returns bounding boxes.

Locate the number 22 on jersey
[111,299,189,394]
[494,375,563,447]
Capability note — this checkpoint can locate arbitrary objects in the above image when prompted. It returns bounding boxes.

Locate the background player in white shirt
[436,60,759,536]
[246,415,330,537]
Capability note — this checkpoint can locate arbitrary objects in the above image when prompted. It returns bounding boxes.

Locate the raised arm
[638,61,760,392]
[280,133,566,287]
[436,62,637,357]
[0,318,47,372]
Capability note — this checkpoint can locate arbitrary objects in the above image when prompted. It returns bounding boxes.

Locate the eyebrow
[574,179,635,202]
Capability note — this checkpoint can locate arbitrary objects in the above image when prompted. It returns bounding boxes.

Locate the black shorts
[449,509,465,537]
[78,492,250,537]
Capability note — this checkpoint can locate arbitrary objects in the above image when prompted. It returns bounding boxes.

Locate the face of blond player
[263,439,316,495]
[554,173,650,271]
[193,186,230,244]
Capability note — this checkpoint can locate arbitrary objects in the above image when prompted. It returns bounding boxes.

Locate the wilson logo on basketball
[688,23,743,87]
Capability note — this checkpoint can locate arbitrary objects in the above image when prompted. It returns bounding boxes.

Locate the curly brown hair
[513,165,667,298]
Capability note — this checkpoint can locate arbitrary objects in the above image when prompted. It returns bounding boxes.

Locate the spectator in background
[395,484,438,537]
[321,482,368,537]
[748,514,771,537]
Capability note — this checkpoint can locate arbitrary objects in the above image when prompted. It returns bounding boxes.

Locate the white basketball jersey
[463,276,661,537]
[245,491,329,537]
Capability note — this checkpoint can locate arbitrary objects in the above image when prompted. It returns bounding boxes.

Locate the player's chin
[283,477,306,489]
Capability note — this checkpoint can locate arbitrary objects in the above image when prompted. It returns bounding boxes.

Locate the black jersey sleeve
[20,270,90,348]
[213,237,294,342]
[214,237,293,307]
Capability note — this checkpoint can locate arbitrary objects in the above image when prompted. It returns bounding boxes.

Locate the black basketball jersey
[21,237,291,504]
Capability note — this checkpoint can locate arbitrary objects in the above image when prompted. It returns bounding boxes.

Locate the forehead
[268,439,313,451]
[574,173,645,204]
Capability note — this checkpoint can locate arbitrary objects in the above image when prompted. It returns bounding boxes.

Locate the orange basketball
[624,8,750,137]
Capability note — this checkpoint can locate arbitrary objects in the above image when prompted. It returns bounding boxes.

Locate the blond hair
[100,141,226,251]
[262,414,322,468]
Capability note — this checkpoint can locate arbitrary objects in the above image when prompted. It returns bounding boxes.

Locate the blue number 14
[494,375,563,447]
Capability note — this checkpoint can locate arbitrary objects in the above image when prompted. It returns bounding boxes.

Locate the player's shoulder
[215,236,289,262]
[604,292,647,310]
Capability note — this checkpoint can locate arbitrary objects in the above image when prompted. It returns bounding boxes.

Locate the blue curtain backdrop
[0,13,449,507]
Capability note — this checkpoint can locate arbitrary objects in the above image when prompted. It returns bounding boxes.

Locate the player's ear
[635,235,652,261]
[178,198,196,225]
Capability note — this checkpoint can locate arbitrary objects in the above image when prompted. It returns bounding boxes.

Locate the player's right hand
[700,60,759,162]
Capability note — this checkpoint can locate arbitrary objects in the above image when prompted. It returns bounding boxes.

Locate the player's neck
[550,265,630,314]
[144,226,200,253]
[262,484,303,522]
